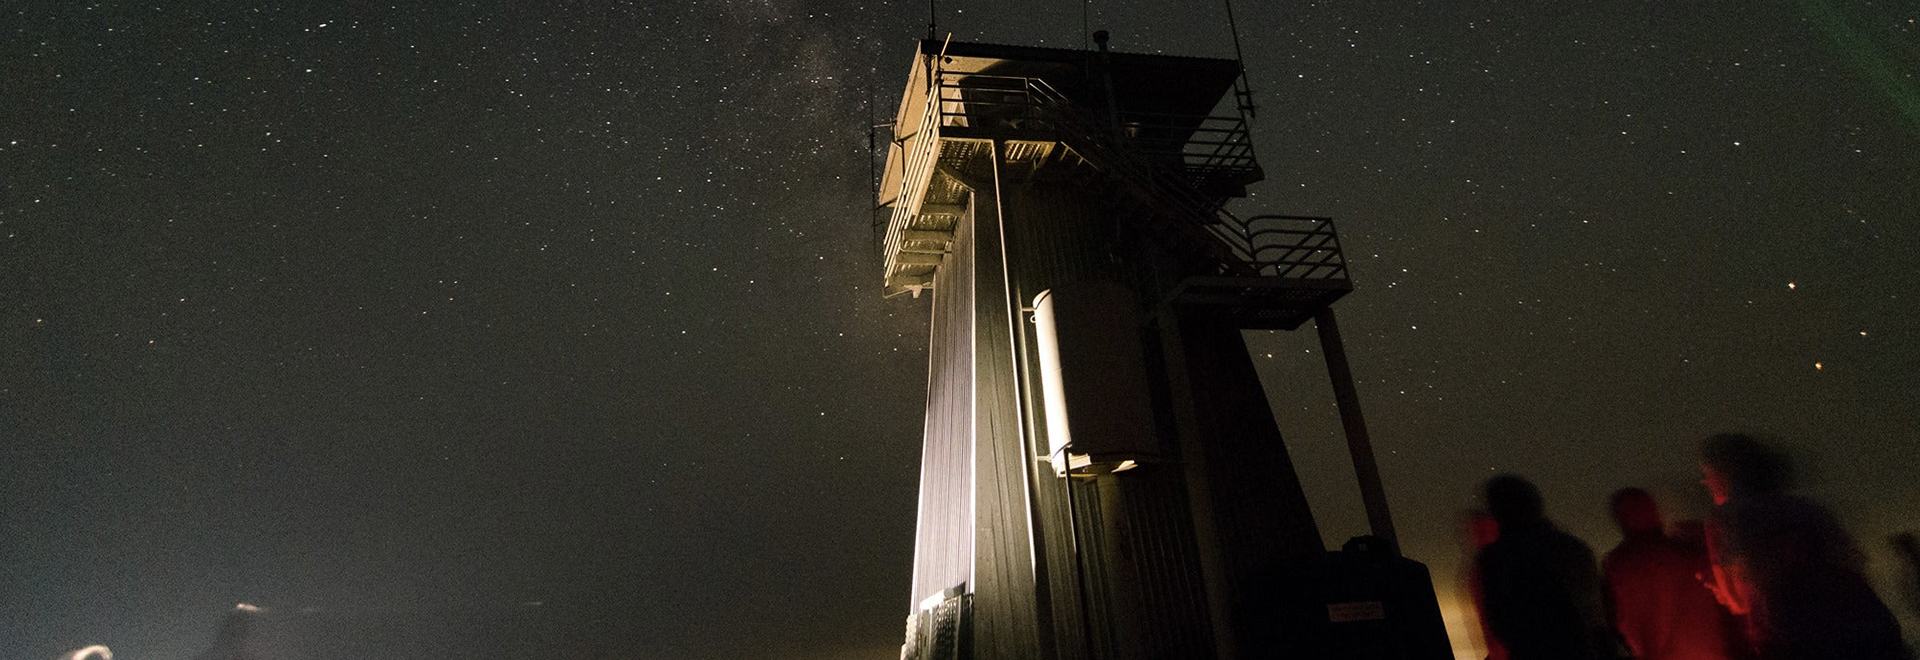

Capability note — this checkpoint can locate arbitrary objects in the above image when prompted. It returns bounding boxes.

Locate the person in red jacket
[1465,509,1510,660]
[1602,488,1733,660]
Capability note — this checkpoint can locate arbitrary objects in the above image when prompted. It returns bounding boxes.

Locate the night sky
[4,1,1917,659]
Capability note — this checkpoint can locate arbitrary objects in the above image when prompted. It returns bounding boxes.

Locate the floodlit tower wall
[885,39,1350,660]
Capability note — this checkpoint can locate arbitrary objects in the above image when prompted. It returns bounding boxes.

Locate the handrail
[882,70,1348,289]
[1247,215,1348,279]
[878,64,955,291]
[1010,77,1264,273]
[1007,79,1346,283]
[933,77,1259,182]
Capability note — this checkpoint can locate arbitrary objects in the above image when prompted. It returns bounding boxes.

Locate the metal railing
[932,74,1258,184]
[878,67,956,291]
[1114,111,1258,183]
[883,68,1348,286]
[1247,215,1348,279]
[940,75,1260,271]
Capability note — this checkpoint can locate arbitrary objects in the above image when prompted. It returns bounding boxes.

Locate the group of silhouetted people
[1470,433,1913,660]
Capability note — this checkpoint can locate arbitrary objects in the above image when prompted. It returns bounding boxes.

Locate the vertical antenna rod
[868,67,881,259]
[1221,0,1257,118]
[1082,0,1091,50]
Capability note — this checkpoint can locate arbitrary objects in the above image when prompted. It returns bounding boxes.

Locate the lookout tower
[878,35,1443,660]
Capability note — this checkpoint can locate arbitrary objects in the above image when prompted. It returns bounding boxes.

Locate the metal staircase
[880,69,1352,328]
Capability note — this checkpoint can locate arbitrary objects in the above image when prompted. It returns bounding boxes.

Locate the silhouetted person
[192,605,262,660]
[1462,510,1509,660]
[1699,433,1908,660]
[1603,487,1733,660]
[1474,475,1617,660]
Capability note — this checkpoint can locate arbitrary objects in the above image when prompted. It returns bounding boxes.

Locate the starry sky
[3,1,1917,659]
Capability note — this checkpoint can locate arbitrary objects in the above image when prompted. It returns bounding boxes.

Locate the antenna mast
[1082,0,1090,50]
[1222,0,1257,118]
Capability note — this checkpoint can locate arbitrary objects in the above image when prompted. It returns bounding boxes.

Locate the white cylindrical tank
[1032,280,1161,476]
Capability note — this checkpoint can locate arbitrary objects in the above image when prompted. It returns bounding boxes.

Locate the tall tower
[878,37,1431,660]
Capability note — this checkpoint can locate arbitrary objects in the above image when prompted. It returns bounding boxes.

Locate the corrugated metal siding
[1030,475,1090,660]
[1108,467,1217,658]
[1001,176,1217,659]
[1004,180,1107,660]
[906,148,1327,660]
[968,159,1049,660]
[907,173,1049,660]
[909,194,978,607]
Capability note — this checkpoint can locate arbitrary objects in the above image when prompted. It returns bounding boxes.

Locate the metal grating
[901,589,972,660]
